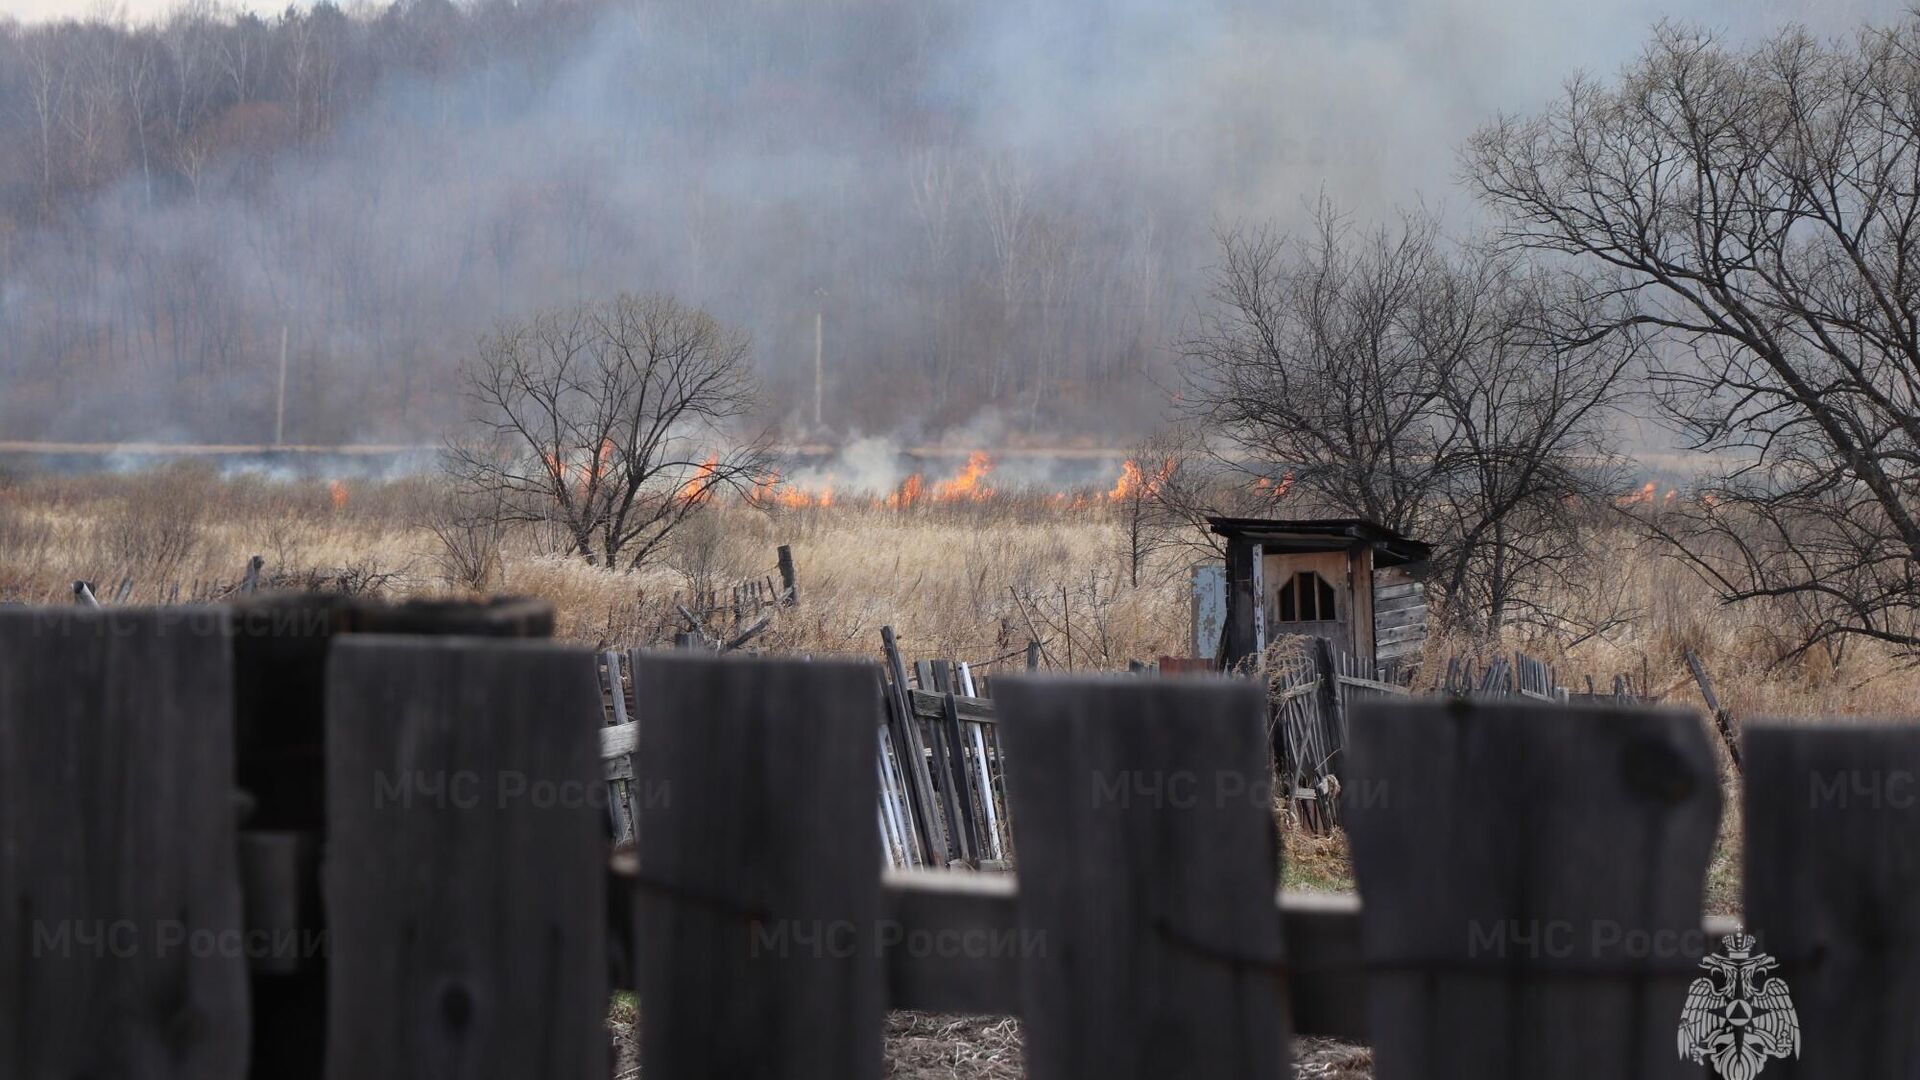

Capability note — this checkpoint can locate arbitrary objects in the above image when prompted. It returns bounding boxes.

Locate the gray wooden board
[882,870,1022,1015]
[1371,605,1428,632]
[909,688,995,725]
[1745,723,1920,1078]
[1373,623,1427,648]
[0,607,249,1080]
[600,721,638,761]
[1342,699,1721,1080]
[324,637,607,1080]
[940,692,982,863]
[995,674,1288,1079]
[632,653,886,1080]
[882,628,947,864]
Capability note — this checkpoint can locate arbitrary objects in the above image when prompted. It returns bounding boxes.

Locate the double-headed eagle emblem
[1678,931,1800,1079]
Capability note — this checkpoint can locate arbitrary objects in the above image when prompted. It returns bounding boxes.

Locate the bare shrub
[0,488,53,572]
[423,486,510,591]
[664,507,764,603]
[95,469,210,587]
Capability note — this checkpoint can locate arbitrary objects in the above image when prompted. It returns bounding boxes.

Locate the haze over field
[0,0,1902,447]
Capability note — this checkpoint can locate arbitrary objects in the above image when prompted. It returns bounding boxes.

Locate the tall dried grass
[0,468,1916,716]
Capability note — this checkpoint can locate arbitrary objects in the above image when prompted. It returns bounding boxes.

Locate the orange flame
[679,456,719,504]
[1252,471,1295,500]
[328,479,349,510]
[1108,458,1175,502]
[585,438,615,492]
[752,469,780,503]
[932,451,995,502]
[757,468,835,508]
[885,473,925,509]
[1616,481,1659,508]
[778,484,833,509]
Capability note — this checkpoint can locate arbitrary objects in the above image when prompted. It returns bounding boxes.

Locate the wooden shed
[1206,516,1431,672]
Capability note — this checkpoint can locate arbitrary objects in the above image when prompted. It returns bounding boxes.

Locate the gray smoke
[0,0,1902,445]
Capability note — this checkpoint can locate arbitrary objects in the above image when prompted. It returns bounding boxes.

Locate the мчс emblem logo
[1677,931,1800,1079]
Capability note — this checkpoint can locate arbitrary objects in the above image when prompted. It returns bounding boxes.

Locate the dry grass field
[4,462,1916,723]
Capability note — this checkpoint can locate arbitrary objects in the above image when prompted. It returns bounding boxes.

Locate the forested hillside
[0,0,1199,442]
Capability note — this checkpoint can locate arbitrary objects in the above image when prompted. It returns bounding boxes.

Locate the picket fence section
[2,606,1918,1079]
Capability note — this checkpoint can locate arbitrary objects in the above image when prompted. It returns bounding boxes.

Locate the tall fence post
[0,608,249,1079]
[1745,723,1920,1077]
[1343,699,1721,1078]
[1312,635,1346,762]
[324,637,607,1080]
[631,652,886,1080]
[995,674,1288,1079]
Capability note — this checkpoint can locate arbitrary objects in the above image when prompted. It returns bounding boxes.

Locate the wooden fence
[5,605,1918,1078]
[1270,641,1411,832]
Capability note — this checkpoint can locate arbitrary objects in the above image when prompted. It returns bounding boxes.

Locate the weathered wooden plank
[1373,623,1427,648]
[1281,892,1367,1040]
[633,653,886,1080]
[599,720,638,760]
[1371,604,1428,631]
[909,688,996,725]
[232,595,556,1080]
[600,652,635,844]
[324,637,606,1080]
[1333,673,1409,697]
[0,607,249,1080]
[881,627,947,864]
[881,870,1024,1015]
[1745,723,1920,1078]
[1343,699,1720,1080]
[940,691,984,863]
[995,675,1287,1079]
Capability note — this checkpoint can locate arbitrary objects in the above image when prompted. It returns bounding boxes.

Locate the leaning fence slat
[633,653,886,1080]
[1745,723,1920,1078]
[324,638,607,1080]
[0,607,249,1080]
[600,651,635,844]
[881,627,946,865]
[996,675,1287,1079]
[1343,700,1720,1079]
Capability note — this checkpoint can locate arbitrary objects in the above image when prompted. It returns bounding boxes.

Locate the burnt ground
[610,1004,1372,1078]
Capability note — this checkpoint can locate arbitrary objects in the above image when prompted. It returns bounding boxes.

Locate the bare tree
[1466,19,1920,656]
[1178,204,1634,629]
[1180,206,1453,534]
[1424,264,1638,631]
[446,293,770,570]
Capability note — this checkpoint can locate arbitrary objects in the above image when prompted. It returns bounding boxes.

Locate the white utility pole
[813,311,824,431]
[273,324,289,447]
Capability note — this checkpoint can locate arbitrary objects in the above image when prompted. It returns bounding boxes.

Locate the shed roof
[1206,516,1432,567]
